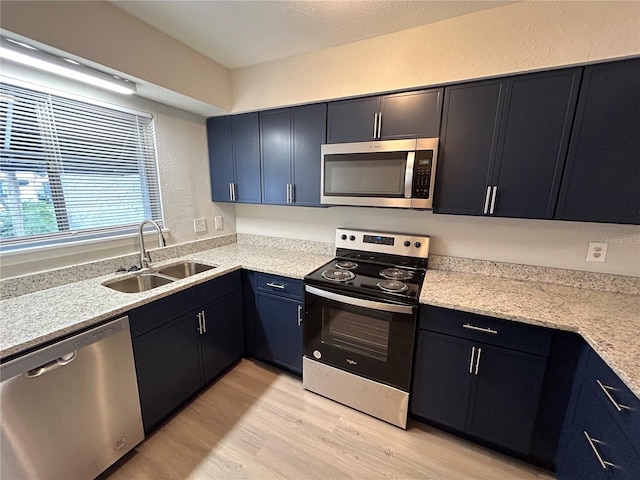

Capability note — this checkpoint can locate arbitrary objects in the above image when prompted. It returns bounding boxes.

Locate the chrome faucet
[138,219,166,268]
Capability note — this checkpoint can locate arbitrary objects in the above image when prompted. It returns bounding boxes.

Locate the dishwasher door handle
[24,351,77,378]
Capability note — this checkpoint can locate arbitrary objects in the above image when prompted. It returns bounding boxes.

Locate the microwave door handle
[404,151,416,198]
[305,285,414,315]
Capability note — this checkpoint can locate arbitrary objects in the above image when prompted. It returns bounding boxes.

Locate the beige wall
[231,1,640,112]
[0,63,235,278]
[236,205,640,277]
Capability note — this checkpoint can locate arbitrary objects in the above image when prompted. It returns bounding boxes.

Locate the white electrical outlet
[214,216,223,230]
[193,218,207,233]
[586,242,607,263]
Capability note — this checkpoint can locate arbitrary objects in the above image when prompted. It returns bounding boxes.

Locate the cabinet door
[556,58,640,224]
[466,343,548,453]
[200,291,244,383]
[207,116,234,202]
[292,103,327,206]
[379,89,443,140]
[434,80,505,215]
[491,69,581,219]
[327,96,380,143]
[232,112,262,203]
[557,381,640,480]
[132,312,202,433]
[260,109,292,205]
[411,331,474,431]
[255,293,303,374]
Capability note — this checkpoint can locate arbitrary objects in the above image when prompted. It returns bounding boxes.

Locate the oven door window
[323,153,407,197]
[322,305,391,362]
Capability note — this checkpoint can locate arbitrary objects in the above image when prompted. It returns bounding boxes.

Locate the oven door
[304,285,417,391]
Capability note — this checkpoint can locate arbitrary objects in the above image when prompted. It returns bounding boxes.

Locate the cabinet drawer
[196,270,241,305]
[584,349,640,447]
[420,306,551,356]
[129,289,196,338]
[256,273,303,300]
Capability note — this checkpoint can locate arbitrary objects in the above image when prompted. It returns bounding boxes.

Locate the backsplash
[429,255,640,296]
[1,233,637,300]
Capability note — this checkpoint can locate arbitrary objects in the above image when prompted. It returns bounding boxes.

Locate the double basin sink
[103,261,215,293]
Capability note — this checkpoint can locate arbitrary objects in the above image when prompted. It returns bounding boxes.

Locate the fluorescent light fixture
[0,37,137,95]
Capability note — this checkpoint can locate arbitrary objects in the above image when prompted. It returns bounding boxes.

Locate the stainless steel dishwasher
[1,316,144,479]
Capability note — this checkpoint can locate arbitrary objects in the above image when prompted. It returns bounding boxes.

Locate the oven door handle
[305,285,415,315]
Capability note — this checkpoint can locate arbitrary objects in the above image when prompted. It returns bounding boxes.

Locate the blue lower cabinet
[255,292,303,374]
[557,347,640,479]
[412,330,547,453]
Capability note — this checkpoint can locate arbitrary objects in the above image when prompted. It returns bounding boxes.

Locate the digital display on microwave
[363,235,394,246]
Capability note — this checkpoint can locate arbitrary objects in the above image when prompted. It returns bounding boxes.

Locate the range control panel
[335,228,430,259]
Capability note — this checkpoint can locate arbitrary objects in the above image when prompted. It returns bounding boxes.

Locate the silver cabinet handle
[202,310,207,333]
[596,379,631,412]
[297,304,303,326]
[489,186,497,214]
[377,111,382,138]
[475,347,482,375]
[583,431,616,469]
[266,282,286,289]
[469,346,476,374]
[483,186,492,214]
[463,324,498,335]
[286,184,290,204]
[373,112,378,138]
[229,183,233,202]
[24,351,77,378]
[197,312,203,334]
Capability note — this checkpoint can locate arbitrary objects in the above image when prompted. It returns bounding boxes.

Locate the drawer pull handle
[596,379,631,412]
[463,324,498,335]
[583,431,616,469]
[266,282,286,289]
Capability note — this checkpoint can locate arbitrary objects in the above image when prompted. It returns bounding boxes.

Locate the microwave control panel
[412,150,433,198]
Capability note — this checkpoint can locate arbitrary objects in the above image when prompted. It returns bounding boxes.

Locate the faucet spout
[138,219,166,268]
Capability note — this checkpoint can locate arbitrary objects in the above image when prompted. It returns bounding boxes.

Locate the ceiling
[109,1,516,70]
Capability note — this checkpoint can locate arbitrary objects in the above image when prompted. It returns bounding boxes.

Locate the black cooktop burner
[379,267,413,280]
[321,269,356,282]
[377,280,409,293]
[335,260,358,270]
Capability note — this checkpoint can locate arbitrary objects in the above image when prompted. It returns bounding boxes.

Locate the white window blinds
[0,79,163,249]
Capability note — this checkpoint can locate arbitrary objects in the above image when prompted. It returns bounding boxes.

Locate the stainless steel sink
[156,261,215,279]
[104,273,175,293]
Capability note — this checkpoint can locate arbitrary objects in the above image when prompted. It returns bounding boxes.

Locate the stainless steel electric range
[303,228,430,428]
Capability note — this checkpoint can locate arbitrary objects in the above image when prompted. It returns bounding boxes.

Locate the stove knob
[349,235,356,241]
[404,240,411,247]
[341,234,347,240]
[414,241,422,248]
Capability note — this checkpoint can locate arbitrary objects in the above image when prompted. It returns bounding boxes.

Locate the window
[0,79,162,250]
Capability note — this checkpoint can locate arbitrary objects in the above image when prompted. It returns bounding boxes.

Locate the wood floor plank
[106,359,554,480]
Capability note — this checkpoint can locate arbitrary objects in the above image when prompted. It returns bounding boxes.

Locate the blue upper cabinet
[207,112,261,203]
[555,58,640,225]
[434,68,581,219]
[260,103,327,206]
[327,88,443,143]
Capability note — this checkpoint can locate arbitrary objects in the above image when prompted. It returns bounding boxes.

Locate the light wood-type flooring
[106,359,554,480]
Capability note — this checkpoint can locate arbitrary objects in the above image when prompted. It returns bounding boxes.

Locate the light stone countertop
[0,243,332,361]
[420,270,640,398]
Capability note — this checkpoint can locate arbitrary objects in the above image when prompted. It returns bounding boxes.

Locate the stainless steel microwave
[321,138,439,209]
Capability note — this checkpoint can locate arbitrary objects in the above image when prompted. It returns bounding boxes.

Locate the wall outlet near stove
[193,217,207,233]
[586,242,607,262]
[214,216,223,230]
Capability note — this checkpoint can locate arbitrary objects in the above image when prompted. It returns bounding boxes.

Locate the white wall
[235,205,640,277]
[0,63,235,278]
[231,1,640,111]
